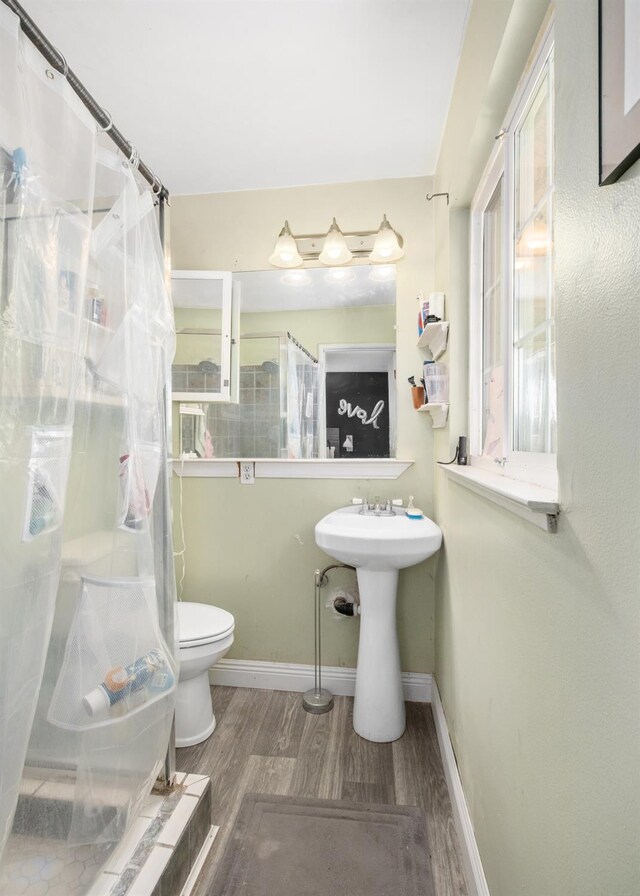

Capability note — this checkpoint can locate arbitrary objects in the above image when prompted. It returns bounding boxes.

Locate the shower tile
[124,846,171,895]
[240,370,254,388]
[171,371,187,390]
[155,833,190,896]
[156,795,198,849]
[255,388,271,404]
[138,796,166,820]
[182,775,210,799]
[255,371,274,388]
[85,871,119,896]
[187,371,205,391]
[103,815,154,875]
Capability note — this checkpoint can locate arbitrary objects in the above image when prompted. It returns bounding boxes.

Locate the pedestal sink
[315,505,442,742]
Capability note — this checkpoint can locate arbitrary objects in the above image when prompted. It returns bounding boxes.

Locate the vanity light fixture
[268,215,404,268]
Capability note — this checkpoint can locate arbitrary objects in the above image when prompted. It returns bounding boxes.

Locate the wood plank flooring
[177,687,468,896]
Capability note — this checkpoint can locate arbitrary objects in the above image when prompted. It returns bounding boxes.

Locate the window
[470,26,556,489]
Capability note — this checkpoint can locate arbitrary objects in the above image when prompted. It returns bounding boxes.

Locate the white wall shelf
[417,402,449,428]
[417,321,449,360]
[172,458,413,480]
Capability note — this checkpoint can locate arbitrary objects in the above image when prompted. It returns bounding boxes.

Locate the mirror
[172,271,235,403]
[176,264,396,459]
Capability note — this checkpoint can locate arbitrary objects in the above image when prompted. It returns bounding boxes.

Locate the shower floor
[1,773,211,896]
[176,686,468,896]
[0,833,111,895]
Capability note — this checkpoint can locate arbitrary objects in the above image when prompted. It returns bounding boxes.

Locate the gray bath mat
[209,793,434,896]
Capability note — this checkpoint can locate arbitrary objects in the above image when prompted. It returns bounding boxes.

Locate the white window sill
[172,458,413,480]
[438,462,559,532]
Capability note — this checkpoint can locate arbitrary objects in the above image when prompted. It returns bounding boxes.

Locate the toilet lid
[177,601,235,646]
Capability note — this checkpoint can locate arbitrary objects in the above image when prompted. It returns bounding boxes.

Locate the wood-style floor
[177,686,468,896]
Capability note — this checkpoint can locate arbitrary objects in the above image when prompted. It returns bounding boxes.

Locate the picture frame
[599,0,640,184]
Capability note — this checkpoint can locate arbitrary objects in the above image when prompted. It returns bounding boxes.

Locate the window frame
[469,23,556,491]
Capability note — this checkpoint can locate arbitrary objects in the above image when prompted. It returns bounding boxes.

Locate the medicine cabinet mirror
[172,264,396,459]
[171,270,240,403]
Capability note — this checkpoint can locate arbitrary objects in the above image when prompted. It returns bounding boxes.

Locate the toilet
[175,601,235,748]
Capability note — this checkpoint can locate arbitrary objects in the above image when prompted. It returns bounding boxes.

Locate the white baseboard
[210,658,432,703]
[431,680,490,896]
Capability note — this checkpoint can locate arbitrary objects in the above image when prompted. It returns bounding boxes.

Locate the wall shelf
[417,402,449,428]
[417,321,449,360]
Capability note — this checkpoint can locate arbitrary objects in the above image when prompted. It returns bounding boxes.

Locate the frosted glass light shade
[370,214,404,263]
[269,220,303,268]
[319,218,353,266]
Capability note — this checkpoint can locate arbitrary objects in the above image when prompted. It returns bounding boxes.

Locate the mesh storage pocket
[48,576,176,731]
[22,425,73,542]
[117,441,162,532]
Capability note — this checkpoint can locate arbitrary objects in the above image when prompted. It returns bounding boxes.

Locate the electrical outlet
[240,461,255,484]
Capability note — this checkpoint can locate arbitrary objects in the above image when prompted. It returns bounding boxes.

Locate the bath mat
[209,793,434,896]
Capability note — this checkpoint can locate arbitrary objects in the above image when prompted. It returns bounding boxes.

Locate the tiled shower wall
[209,363,281,457]
[174,364,281,458]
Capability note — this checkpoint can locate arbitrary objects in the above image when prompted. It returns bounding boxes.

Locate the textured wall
[434,3,640,895]
[170,177,437,671]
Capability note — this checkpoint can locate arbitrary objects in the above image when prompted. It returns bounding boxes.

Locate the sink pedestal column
[353,568,405,742]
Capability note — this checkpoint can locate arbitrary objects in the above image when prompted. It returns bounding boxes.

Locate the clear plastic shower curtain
[0,5,177,891]
[286,340,318,459]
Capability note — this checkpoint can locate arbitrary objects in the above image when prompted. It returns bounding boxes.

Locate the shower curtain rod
[2,0,169,202]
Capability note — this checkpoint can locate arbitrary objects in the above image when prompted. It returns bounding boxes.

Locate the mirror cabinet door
[171,270,235,402]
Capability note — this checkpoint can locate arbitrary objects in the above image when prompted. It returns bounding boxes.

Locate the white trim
[254,459,412,479]
[432,681,491,896]
[172,458,413,479]
[209,658,431,703]
[173,459,238,478]
[438,462,559,532]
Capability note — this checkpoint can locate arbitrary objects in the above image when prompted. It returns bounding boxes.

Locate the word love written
[337,398,385,429]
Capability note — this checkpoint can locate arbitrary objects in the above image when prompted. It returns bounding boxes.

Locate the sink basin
[315,505,442,570]
[315,504,442,743]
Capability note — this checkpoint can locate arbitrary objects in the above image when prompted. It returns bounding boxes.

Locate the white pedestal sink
[315,505,442,742]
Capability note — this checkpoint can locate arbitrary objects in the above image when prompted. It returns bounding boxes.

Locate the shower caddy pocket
[117,441,162,532]
[22,425,73,542]
[48,575,176,731]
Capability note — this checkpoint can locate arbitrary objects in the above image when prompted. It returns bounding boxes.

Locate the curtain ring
[150,171,163,196]
[98,108,113,133]
[128,145,139,170]
[56,50,68,79]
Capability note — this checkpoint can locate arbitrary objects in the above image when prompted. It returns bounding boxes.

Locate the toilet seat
[177,601,235,648]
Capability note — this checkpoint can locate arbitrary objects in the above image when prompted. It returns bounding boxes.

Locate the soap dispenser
[405,495,424,520]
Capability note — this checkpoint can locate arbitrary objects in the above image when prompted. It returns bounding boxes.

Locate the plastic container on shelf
[423,360,449,403]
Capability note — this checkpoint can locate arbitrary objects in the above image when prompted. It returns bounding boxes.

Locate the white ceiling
[22,1,470,197]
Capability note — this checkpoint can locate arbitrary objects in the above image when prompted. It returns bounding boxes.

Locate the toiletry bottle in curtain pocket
[82,649,174,717]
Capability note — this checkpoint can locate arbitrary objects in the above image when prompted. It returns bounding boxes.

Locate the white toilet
[175,601,235,748]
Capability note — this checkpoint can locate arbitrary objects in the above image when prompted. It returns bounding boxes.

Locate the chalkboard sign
[325,372,390,458]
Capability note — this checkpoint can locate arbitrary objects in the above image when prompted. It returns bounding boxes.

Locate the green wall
[433,3,640,895]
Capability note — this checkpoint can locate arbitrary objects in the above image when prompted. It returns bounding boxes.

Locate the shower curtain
[286,339,318,459]
[0,5,177,890]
